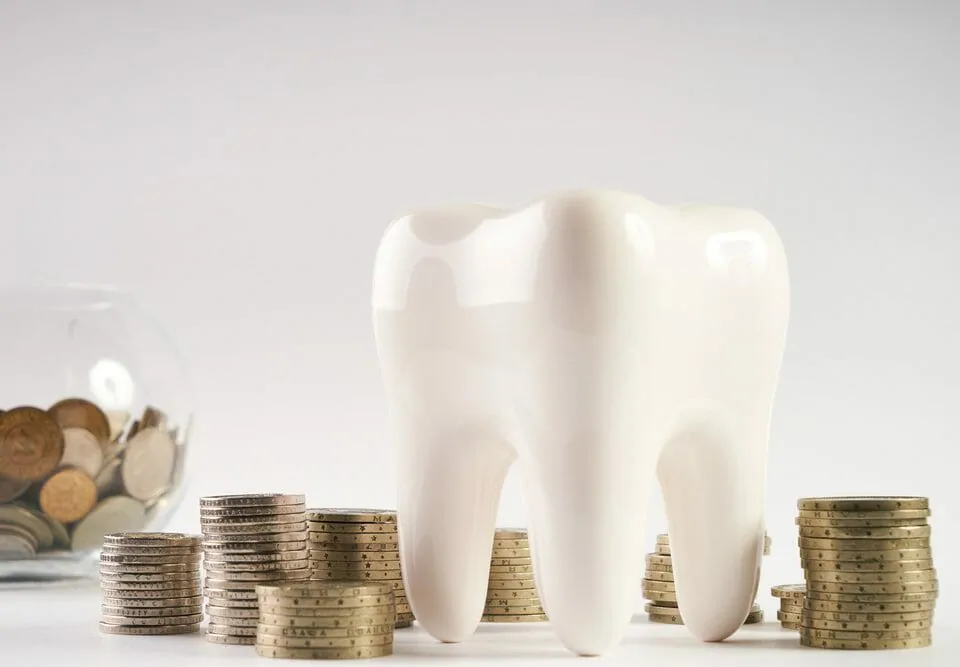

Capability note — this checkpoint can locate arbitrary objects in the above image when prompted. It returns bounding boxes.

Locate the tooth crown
[372,189,790,655]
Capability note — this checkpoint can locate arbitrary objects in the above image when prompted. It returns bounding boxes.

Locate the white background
[1,1,957,664]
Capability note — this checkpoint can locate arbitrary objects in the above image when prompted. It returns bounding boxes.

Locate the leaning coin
[256,633,393,649]
[771,584,806,599]
[803,598,937,613]
[60,427,104,477]
[201,504,307,519]
[100,613,203,626]
[201,494,306,508]
[798,525,932,540]
[480,614,549,622]
[0,407,65,481]
[804,617,933,632]
[306,521,396,534]
[49,398,111,446]
[72,496,147,551]
[99,622,199,635]
[806,581,938,595]
[255,644,393,660]
[305,509,397,523]
[119,427,176,502]
[256,624,395,638]
[642,579,675,593]
[797,497,929,512]
[798,548,933,562]
[258,613,396,629]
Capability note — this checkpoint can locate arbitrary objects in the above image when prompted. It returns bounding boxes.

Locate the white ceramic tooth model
[372,189,790,656]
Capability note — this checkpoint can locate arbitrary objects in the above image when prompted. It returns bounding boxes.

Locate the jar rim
[0,283,135,312]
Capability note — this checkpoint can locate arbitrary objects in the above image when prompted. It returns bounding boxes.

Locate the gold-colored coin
[49,398,110,446]
[644,569,674,582]
[806,581,938,596]
[309,540,398,553]
[799,627,929,641]
[101,604,202,618]
[801,558,934,572]
[99,562,198,575]
[798,536,930,551]
[492,538,529,550]
[805,569,937,584]
[797,497,929,512]
[778,611,802,623]
[310,549,399,562]
[804,617,933,632]
[798,548,933,562]
[485,588,540,600]
[0,406,65,481]
[258,605,395,621]
[305,509,396,524]
[487,571,535,581]
[489,557,532,567]
[200,494,306,508]
[207,624,258,636]
[255,644,393,660]
[482,604,545,615]
[38,468,98,523]
[205,632,256,644]
[493,528,527,540]
[100,613,203,626]
[99,622,199,635]
[204,567,312,581]
[655,534,670,544]
[645,554,672,567]
[256,582,395,599]
[256,633,393,649]
[771,584,806,599]
[480,613,548,622]
[803,598,937,613]
[799,524,932,540]
[485,579,539,590]
[796,515,929,528]
[642,579,675,593]
[780,604,804,615]
[100,587,200,600]
[805,590,937,603]
[309,531,398,545]
[489,564,533,574]
[645,563,672,573]
[743,609,765,624]
[642,589,677,603]
[257,623,394,638]
[257,596,393,613]
[259,613,396,629]
[319,571,403,583]
[306,522,396,534]
[655,544,671,555]
[312,559,400,571]
[803,608,934,623]
[648,612,683,625]
[781,621,801,630]
[490,547,531,559]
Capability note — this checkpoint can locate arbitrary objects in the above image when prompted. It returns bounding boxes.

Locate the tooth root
[397,426,515,643]
[524,434,647,656]
[658,418,767,641]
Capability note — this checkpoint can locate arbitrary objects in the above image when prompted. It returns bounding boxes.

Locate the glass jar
[0,285,192,582]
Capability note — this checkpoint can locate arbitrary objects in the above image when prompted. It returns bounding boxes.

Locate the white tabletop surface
[1,582,955,666]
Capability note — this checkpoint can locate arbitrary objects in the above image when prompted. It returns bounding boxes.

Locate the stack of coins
[255,581,395,660]
[482,528,546,623]
[642,532,770,625]
[306,509,413,628]
[0,400,188,559]
[772,584,806,630]
[797,496,937,650]
[200,494,311,645]
[98,532,203,635]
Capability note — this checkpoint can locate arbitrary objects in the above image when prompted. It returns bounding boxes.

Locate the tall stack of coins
[797,496,937,650]
[642,532,770,625]
[200,494,311,645]
[0,399,187,559]
[255,581,396,660]
[482,528,546,622]
[772,584,806,630]
[306,509,413,628]
[98,532,202,635]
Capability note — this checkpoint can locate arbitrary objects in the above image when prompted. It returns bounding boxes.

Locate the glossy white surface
[372,190,790,655]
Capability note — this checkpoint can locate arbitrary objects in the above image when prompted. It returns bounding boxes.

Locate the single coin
[257,581,393,600]
[105,410,130,443]
[39,468,98,523]
[656,534,670,544]
[642,579,675,593]
[99,576,201,589]
[309,542,399,554]
[99,622,199,635]
[203,596,260,609]
[805,590,937,603]
[256,633,393,649]
[645,563,672,573]
[655,544,671,555]
[309,577,406,593]
[486,588,541,600]
[309,531,398,545]
[0,474,31,503]
[121,427,176,502]
[799,627,929,641]
[104,531,202,547]
[643,602,679,614]
[204,531,308,544]
[0,530,36,558]
[202,513,306,528]
[208,614,260,628]
[0,504,55,550]
[805,569,937,584]
[255,644,393,660]
[203,540,309,554]
[485,579,539,590]
[139,406,168,430]
[797,508,931,520]
[201,504,307,518]
[205,604,261,619]
[780,604,804,615]
[204,567,312,582]
[806,580,938,595]
[59,427,105,477]
[201,559,310,572]
[799,524,932,540]
[480,614,548,623]
[798,536,930,551]
[101,594,203,608]
[204,587,259,601]
[797,516,930,528]
[207,622,259,636]
[202,522,308,537]
[489,557,533,567]
[201,494,306,508]
[0,406,65,481]
[101,604,202,618]
[483,604,545,615]
[490,548,531,560]
[101,552,199,565]
[258,613,396,629]
[778,611,802,623]
[205,631,256,644]
[101,546,200,559]
[643,569,674,582]
[72,495,147,551]
[743,609,764,624]
[642,589,677,603]
[798,497,929,512]
[312,559,400,571]
[101,587,201,600]
[310,550,399,562]
[258,603,395,619]
[488,571,536,582]
[780,621,801,630]
[492,539,529,551]
[801,558,934,572]
[804,616,933,632]
[489,564,533,574]
[771,584,806,599]
[94,457,122,495]
[305,509,396,523]
[803,598,937,613]
[319,570,403,582]
[798,548,933,562]
[99,561,197,575]
[648,611,683,625]
[206,549,309,564]
[493,528,527,539]
[100,613,203,626]
[645,554,672,567]
[256,623,395,638]
[49,398,111,445]
[803,608,934,623]
[306,521,396,535]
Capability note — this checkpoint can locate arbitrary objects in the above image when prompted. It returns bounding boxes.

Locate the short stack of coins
[98,532,203,635]
[797,496,937,650]
[642,532,770,625]
[306,509,413,629]
[772,584,806,630]
[255,581,395,660]
[200,494,311,645]
[482,528,547,622]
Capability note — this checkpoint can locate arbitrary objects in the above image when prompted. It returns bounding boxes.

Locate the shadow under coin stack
[200,494,310,645]
[306,509,413,628]
[797,496,937,650]
[642,532,770,625]
[255,581,396,660]
[771,583,806,629]
[98,532,203,635]
[482,528,547,622]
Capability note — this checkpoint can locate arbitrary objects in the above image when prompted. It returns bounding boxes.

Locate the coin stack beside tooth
[255,581,396,660]
[200,494,311,645]
[306,509,413,629]
[642,532,770,625]
[797,496,937,650]
[482,528,547,623]
[98,532,203,636]
[772,584,806,630]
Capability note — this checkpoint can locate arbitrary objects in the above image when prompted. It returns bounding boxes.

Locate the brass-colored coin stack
[0,400,188,560]
[772,583,806,629]
[98,532,203,635]
[482,528,546,622]
[797,496,937,650]
[200,494,311,645]
[642,532,770,625]
[306,509,413,629]
[255,581,395,660]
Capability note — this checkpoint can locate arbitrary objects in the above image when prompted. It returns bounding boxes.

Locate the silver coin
[205,604,261,619]
[201,532,307,544]
[201,596,260,608]
[99,622,199,636]
[202,522,308,536]
[0,504,54,551]
[206,624,259,637]
[203,588,259,602]
[207,614,260,627]
[101,587,201,600]
[72,496,147,551]
[0,531,36,559]
[100,613,204,626]
[201,513,306,526]
[204,549,309,564]
[121,427,176,502]
[200,494,306,508]
[99,577,201,590]
[101,604,202,618]
[202,558,310,572]
[204,566,312,581]
[202,539,308,554]
[59,427,105,477]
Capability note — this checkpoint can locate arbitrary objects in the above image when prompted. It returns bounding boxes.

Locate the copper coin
[0,474,31,503]
[0,407,65,481]
[48,398,111,447]
[39,468,98,523]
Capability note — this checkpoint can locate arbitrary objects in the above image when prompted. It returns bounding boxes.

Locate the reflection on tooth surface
[373,189,789,655]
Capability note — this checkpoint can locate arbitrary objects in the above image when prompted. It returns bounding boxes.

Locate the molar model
[372,189,790,656]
